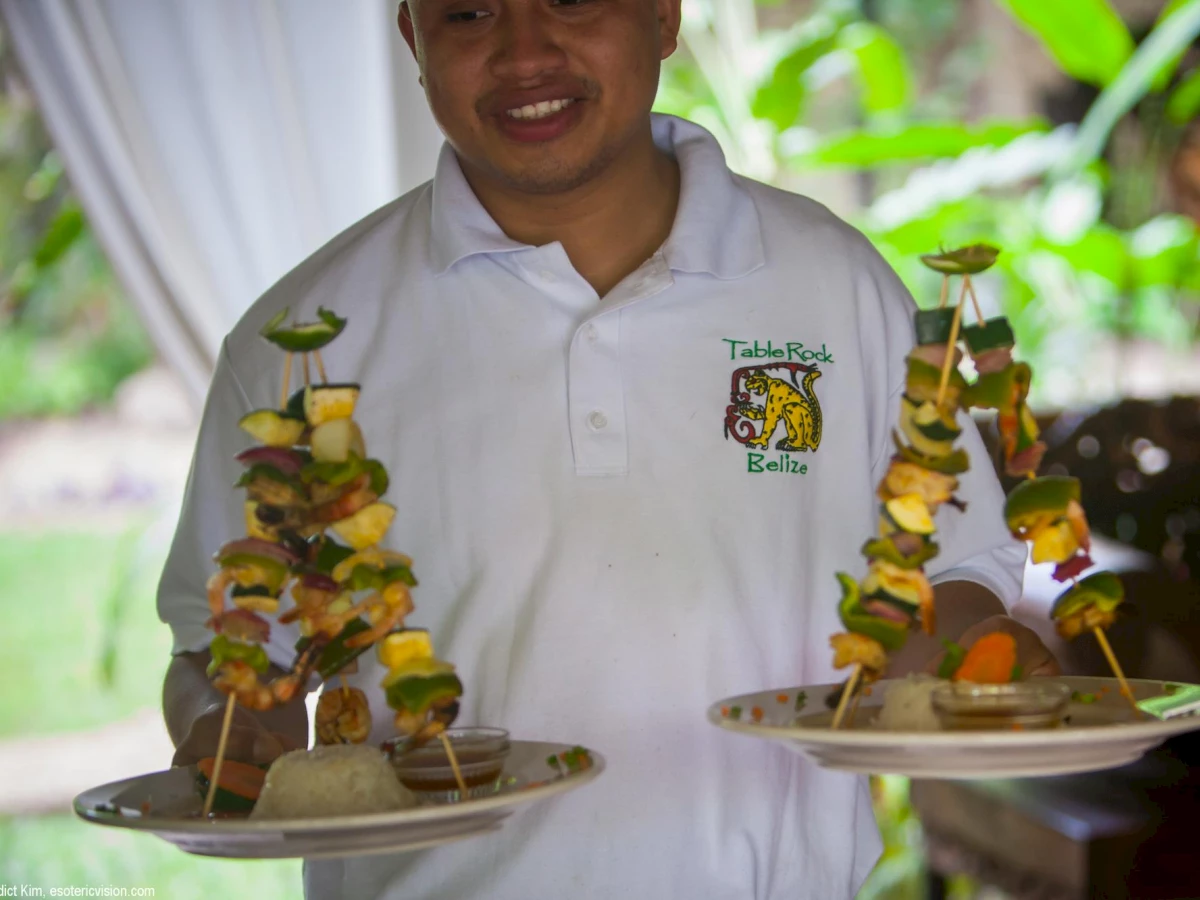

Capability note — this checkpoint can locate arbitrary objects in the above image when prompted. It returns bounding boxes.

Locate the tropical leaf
[1167,67,1200,123]
[1127,214,1200,288]
[837,22,911,116]
[751,19,840,130]
[1058,0,1200,174]
[993,0,1134,87]
[1152,0,1195,91]
[799,120,1047,167]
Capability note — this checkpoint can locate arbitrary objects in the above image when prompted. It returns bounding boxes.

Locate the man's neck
[462,133,681,298]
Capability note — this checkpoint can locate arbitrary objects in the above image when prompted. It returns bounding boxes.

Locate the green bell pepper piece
[936,639,967,679]
[1004,475,1081,523]
[963,363,1030,412]
[385,672,464,715]
[892,432,971,474]
[311,539,356,575]
[836,572,908,651]
[207,634,269,677]
[1051,572,1124,620]
[861,536,940,570]
[260,307,347,353]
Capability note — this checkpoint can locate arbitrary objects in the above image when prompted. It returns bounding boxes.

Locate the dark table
[910,733,1200,900]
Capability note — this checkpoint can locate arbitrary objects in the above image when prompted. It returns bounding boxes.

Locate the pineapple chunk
[244,501,275,541]
[239,410,305,448]
[332,549,415,583]
[310,418,366,463]
[232,593,280,615]
[331,502,396,550]
[377,630,434,671]
[304,384,361,426]
[1031,519,1081,565]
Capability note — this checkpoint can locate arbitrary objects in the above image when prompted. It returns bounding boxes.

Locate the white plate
[73,740,604,859]
[709,677,1200,779]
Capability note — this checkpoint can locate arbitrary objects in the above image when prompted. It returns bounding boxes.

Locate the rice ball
[250,744,417,819]
[874,674,945,732]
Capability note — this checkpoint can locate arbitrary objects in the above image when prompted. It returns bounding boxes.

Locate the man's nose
[491,11,568,82]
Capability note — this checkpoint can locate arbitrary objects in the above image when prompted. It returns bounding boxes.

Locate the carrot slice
[197,757,267,800]
[952,632,1018,684]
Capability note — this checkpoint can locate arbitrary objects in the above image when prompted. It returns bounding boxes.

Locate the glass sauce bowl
[931,681,1072,731]
[385,727,511,803]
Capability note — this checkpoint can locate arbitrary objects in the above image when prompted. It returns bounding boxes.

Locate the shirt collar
[428,113,765,280]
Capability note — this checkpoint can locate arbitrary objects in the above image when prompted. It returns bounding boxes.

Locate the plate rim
[73,739,605,837]
[707,676,1200,748]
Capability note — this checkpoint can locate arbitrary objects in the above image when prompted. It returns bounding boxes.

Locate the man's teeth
[506,98,576,120]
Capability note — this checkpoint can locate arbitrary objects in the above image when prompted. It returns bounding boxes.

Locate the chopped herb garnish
[729,706,743,720]
[794,691,808,712]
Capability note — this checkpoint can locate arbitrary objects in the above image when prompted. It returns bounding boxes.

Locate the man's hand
[925,614,1061,678]
[171,702,304,768]
[163,650,309,769]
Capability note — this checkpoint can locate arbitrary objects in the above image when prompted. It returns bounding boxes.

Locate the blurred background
[0,0,1197,897]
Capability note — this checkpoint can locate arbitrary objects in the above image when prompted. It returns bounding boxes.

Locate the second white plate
[709,677,1200,779]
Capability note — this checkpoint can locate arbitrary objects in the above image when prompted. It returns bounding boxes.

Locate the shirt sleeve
[860,243,1027,612]
[155,339,303,669]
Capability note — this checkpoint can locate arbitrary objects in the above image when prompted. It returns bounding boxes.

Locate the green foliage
[658,0,1200,407]
[799,121,1049,167]
[992,0,1134,87]
[838,22,912,117]
[0,38,153,421]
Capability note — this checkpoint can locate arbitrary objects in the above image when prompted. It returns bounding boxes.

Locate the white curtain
[0,0,443,406]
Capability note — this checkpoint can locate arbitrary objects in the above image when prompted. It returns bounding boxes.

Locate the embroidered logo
[725,363,823,475]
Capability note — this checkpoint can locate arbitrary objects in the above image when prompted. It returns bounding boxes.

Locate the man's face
[400,0,681,195]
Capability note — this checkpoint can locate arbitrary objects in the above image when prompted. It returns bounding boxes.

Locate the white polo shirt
[158,114,1025,900]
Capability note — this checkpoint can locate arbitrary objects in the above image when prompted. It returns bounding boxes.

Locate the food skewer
[314,350,328,384]
[201,693,238,818]
[1092,626,1139,716]
[827,245,995,730]
[201,306,464,815]
[830,665,862,730]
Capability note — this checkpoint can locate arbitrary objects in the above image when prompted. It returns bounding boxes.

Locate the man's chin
[477,148,617,197]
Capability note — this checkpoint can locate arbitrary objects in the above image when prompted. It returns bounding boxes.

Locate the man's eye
[447,9,491,22]
[550,0,592,6]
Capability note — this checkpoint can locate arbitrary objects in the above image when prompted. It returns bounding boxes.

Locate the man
[161,1,1055,897]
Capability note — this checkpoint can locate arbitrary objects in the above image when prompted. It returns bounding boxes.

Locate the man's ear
[398,2,419,60]
[657,0,682,60]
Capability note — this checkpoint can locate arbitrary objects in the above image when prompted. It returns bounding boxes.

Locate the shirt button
[585,324,599,342]
[587,410,609,431]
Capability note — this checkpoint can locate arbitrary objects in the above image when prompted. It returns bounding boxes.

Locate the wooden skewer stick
[1093,626,1141,718]
[280,353,293,410]
[302,353,311,387]
[314,350,328,384]
[831,664,862,730]
[964,274,986,326]
[339,674,351,700]
[202,693,238,818]
[438,732,470,799]
[934,278,969,410]
[938,274,950,309]
[846,683,865,728]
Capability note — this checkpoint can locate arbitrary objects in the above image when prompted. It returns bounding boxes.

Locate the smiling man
[159,1,1052,898]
